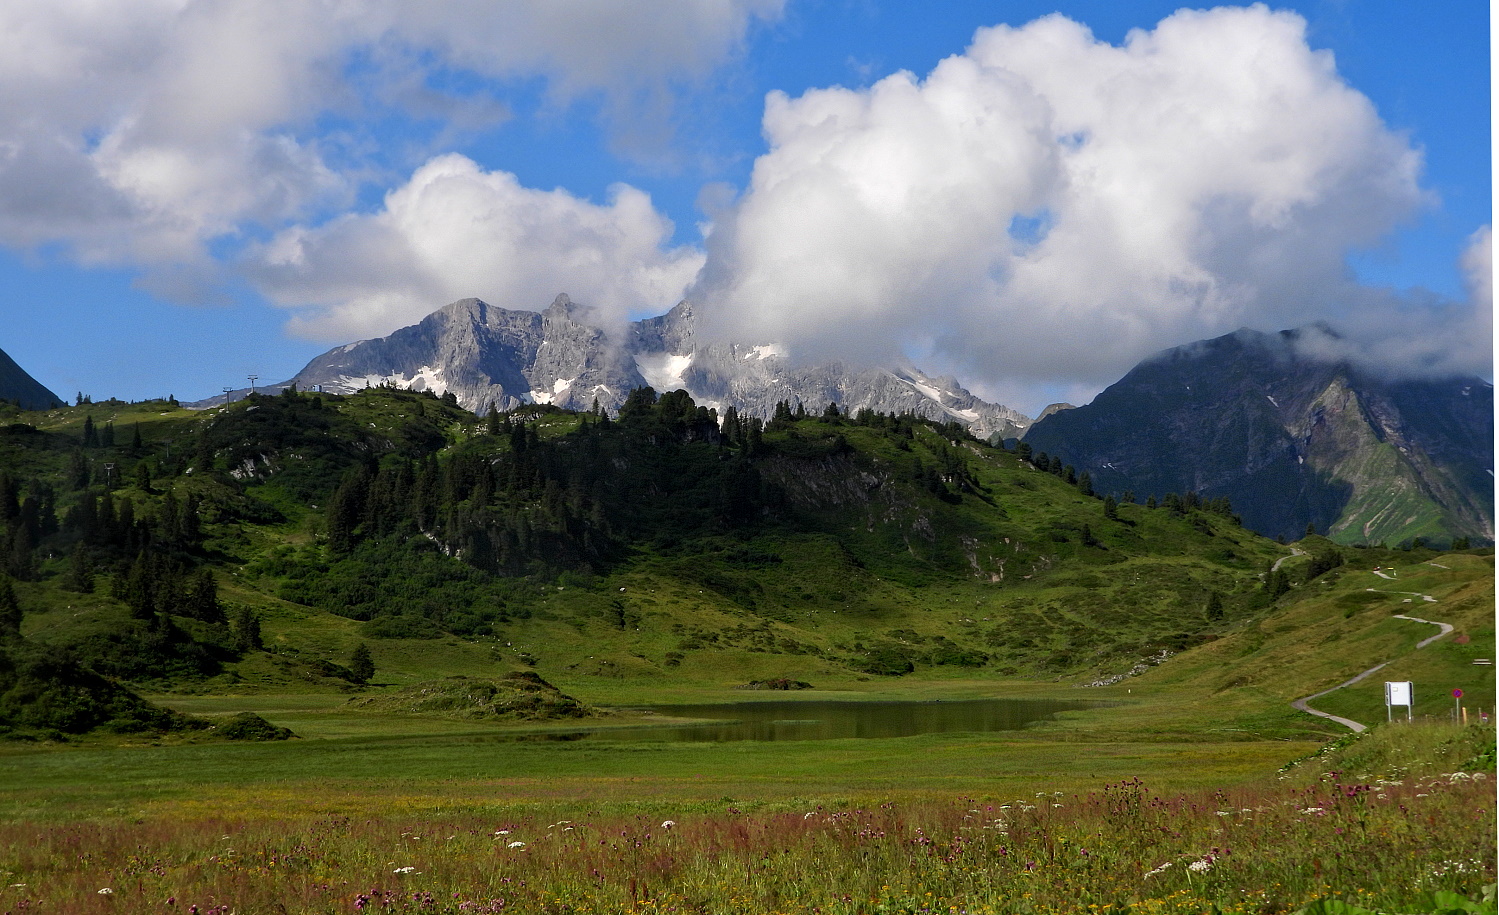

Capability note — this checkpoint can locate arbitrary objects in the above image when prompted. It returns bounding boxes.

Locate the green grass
[0,721,1489,915]
[0,395,1493,913]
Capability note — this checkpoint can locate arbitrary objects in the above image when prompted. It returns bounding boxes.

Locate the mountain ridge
[193,295,1032,441]
[1021,327,1493,546]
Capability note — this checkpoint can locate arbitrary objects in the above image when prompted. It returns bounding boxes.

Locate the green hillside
[0,387,1488,741]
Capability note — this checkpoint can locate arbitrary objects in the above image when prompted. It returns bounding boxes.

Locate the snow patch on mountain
[333,364,450,396]
[635,353,694,391]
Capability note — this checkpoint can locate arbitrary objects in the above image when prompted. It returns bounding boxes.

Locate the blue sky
[0,0,1489,416]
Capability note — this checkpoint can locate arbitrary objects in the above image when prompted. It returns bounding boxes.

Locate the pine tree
[348,643,375,684]
[193,430,214,473]
[67,450,90,490]
[67,543,94,593]
[82,415,98,448]
[124,552,156,620]
[1102,494,1118,521]
[187,568,224,622]
[1205,592,1224,621]
[181,493,202,547]
[233,606,263,652]
[0,576,21,639]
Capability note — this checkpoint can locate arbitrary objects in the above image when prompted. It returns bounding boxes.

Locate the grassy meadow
[0,395,1493,913]
[0,717,1491,915]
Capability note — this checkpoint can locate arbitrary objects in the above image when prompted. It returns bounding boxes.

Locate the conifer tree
[82,415,98,448]
[187,568,224,622]
[348,642,375,684]
[67,543,94,593]
[124,552,156,620]
[180,493,202,547]
[67,450,90,490]
[233,605,263,652]
[193,430,214,474]
[1205,591,1224,621]
[0,576,21,640]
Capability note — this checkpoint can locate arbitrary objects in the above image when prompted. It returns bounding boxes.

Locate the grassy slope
[0,394,1492,824]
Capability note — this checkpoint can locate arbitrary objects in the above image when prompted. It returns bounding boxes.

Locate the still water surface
[526,697,1100,743]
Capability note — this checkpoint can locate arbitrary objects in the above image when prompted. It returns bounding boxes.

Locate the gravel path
[1290,588,1453,732]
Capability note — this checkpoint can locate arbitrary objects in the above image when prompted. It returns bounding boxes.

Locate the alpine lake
[511,695,1104,743]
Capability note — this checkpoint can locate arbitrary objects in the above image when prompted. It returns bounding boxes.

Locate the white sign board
[1385,681,1413,721]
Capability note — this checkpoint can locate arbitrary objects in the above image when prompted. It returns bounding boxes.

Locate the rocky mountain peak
[194,294,1032,440]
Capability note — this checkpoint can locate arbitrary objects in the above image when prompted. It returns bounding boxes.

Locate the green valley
[0,386,1490,914]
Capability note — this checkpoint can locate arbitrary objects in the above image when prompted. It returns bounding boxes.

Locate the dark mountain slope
[0,346,62,411]
[1022,327,1493,545]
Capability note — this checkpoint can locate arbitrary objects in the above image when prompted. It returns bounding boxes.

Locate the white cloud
[250,154,704,340]
[0,0,781,289]
[692,5,1482,397]
[1295,224,1494,379]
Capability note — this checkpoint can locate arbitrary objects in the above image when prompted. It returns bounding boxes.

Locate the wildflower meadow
[2,723,1492,915]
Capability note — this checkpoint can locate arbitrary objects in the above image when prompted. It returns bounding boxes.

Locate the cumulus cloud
[691,5,1484,399]
[0,0,781,290]
[249,154,704,340]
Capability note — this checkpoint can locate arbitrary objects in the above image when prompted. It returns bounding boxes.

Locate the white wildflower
[1144,862,1173,878]
[393,866,416,874]
[507,841,526,848]
[98,888,114,895]
[1187,859,1212,873]
[661,820,676,830]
